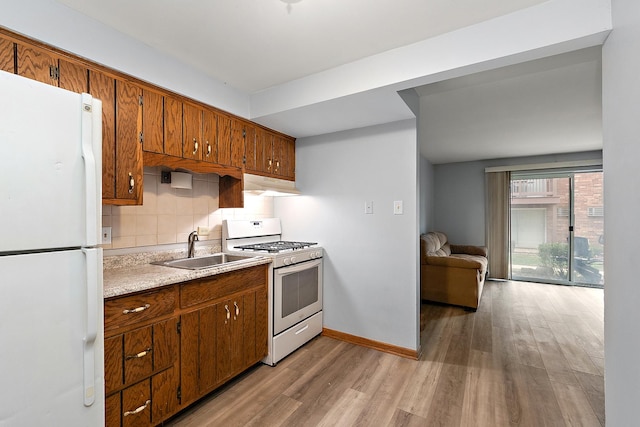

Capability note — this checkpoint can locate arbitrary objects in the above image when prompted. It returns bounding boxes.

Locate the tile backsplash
[101,167,274,249]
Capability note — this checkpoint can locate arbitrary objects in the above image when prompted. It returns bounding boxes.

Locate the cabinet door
[230,119,246,168]
[164,96,183,157]
[244,124,257,172]
[151,365,179,423]
[58,59,87,93]
[89,70,116,200]
[217,114,232,166]
[245,288,268,364]
[272,135,287,177]
[16,44,58,86]
[216,298,245,382]
[202,109,217,163]
[283,137,296,179]
[115,79,143,202]
[183,102,203,161]
[0,35,14,73]
[256,129,274,174]
[180,305,218,404]
[141,89,164,154]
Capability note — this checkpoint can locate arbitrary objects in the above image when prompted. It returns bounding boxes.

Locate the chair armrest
[450,244,487,257]
[426,255,483,269]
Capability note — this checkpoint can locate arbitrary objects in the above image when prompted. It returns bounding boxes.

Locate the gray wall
[602,0,640,424]
[419,154,435,234]
[275,119,420,351]
[432,150,603,245]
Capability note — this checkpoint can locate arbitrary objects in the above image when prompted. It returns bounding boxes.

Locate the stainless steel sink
[153,253,257,270]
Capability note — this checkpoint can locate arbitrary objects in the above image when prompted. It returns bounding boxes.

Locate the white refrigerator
[0,70,105,426]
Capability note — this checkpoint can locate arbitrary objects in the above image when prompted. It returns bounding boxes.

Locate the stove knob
[283,258,291,266]
[316,251,322,258]
[291,256,297,264]
[309,252,315,259]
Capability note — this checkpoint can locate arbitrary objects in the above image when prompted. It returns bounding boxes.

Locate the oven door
[273,258,323,336]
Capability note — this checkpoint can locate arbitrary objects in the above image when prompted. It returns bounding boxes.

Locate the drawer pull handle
[123,399,151,417]
[125,347,152,360]
[122,304,150,315]
[295,324,309,335]
[224,304,230,320]
[234,301,240,317]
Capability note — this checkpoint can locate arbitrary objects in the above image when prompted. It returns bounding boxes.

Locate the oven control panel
[277,248,323,268]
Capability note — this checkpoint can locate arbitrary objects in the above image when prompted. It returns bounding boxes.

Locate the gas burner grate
[234,241,317,253]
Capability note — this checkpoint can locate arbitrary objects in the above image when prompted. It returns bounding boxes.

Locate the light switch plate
[365,201,374,214]
[393,200,403,215]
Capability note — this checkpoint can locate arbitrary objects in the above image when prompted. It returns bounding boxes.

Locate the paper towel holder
[170,171,193,189]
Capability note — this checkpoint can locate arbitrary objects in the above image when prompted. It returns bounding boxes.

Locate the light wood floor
[164,280,604,426]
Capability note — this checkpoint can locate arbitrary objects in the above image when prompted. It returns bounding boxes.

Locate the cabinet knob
[125,347,153,360]
[128,173,135,194]
[193,138,199,155]
[122,303,150,315]
[123,400,151,417]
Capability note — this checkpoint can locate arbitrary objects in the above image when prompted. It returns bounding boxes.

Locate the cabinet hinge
[176,321,181,335]
[139,131,144,143]
[177,386,181,402]
[243,155,246,164]
[139,95,143,106]
[49,65,59,81]
[242,129,246,138]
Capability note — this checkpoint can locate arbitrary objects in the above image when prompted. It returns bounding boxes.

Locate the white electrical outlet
[365,201,374,214]
[102,227,112,244]
[197,226,211,236]
[394,200,403,215]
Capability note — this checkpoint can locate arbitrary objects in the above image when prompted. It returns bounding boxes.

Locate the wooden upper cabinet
[244,124,257,172]
[183,102,203,161]
[58,59,87,93]
[254,128,270,174]
[0,36,15,73]
[277,136,295,179]
[89,69,116,200]
[202,109,217,163]
[230,119,246,168]
[141,89,164,154]
[115,79,143,203]
[164,96,183,158]
[17,44,58,86]
[217,114,232,166]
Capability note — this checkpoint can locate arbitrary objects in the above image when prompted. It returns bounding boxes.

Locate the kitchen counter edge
[103,257,272,299]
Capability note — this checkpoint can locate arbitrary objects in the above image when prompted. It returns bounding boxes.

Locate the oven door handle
[275,257,322,275]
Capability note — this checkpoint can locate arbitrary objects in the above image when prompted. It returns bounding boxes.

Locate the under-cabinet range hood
[243,173,301,196]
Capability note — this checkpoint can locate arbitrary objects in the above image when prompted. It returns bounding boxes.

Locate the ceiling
[55,0,604,164]
[58,0,547,93]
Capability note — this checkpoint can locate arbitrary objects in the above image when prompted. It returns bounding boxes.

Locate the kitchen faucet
[188,231,199,258]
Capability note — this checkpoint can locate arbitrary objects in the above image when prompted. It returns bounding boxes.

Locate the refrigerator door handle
[82,248,101,406]
[80,93,99,247]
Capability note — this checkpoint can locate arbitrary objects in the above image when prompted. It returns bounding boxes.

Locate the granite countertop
[103,247,271,299]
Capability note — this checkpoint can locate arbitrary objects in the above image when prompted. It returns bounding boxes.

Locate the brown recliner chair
[420,232,488,310]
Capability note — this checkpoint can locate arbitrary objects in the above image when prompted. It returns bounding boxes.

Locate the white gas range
[222,218,323,366]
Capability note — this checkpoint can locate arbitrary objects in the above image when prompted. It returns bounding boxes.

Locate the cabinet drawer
[122,380,151,427]
[180,265,267,308]
[105,287,176,331]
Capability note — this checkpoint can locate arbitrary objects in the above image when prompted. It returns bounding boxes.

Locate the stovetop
[234,240,317,253]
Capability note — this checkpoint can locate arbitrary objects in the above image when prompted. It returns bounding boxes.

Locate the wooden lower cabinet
[179,268,268,408]
[105,266,268,426]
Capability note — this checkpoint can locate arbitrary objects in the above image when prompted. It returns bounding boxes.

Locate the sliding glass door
[509,170,604,288]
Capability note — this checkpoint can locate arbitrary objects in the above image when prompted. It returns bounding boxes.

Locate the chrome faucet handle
[188,231,199,258]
